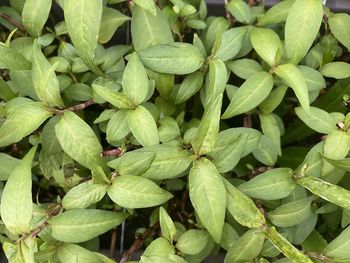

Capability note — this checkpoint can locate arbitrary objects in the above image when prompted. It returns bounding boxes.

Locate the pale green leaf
[227,59,262,80]
[257,0,295,26]
[174,71,203,105]
[134,0,157,16]
[58,243,102,263]
[22,0,51,37]
[143,237,175,257]
[328,13,350,51]
[226,0,252,24]
[213,27,246,61]
[252,134,278,166]
[106,110,130,143]
[260,113,282,156]
[0,45,31,70]
[204,59,227,105]
[325,225,350,261]
[176,230,209,255]
[324,130,350,160]
[92,83,134,109]
[259,85,287,114]
[159,207,176,243]
[0,153,20,181]
[298,65,326,92]
[321,62,350,79]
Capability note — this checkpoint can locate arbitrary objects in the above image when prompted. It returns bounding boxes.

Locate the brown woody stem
[0,13,26,32]
[49,100,96,115]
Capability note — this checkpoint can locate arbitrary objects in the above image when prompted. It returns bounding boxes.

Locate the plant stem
[0,13,26,32]
[49,100,96,115]
[101,148,123,158]
[109,229,117,259]
[29,204,62,238]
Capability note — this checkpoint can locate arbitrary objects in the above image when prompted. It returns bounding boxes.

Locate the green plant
[1,0,350,262]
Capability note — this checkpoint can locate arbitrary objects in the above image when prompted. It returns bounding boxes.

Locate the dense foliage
[0,0,350,262]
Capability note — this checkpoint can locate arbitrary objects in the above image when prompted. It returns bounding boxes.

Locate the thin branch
[0,13,26,32]
[110,229,117,259]
[29,204,62,238]
[49,100,96,115]
[243,115,253,128]
[101,148,123,158]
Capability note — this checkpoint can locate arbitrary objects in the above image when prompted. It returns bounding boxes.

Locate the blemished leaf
[274,63,310,114]
[224,228,265,263]
[127,105,159,146]
[55,111,107,173]
[266,227,313,263]
[22,0,51,37]
[49,209,128,243]
[189,158,226,243]
[131,4,173,51]
[257,0,295,26]
[191,94,222,155]
[176,230,209,255]
[0,102,52,147]
[285,0,323,64]
[64,0,103,73]
[222,71,274,119]
[107,175,173,208]
[227,59,262,80]
[106,110,130,143]
[226,0,252,24]
[32,40,64,108]
[268,197,313,227]
[238,168,295,200]
[107,151,155,176]
[323,130,350,160]
[136,144,194,180]
[174,71,204,105]
[159,207,176,242]
[57,243,102,263]
[321,62,350,79]
[0,45,31,70]
[324,225,350,261]
[213,27,246,61]
[0,153,20,180]
[328,13,350,51]
[204,59,227,105]
[62,181,108,210]
[295,107,336,134]
[139,43,205,75]
[122,52,149,105]
[98,7,130,44]
[1,146,36,236]
[296,175,350,210]
[223,178,266,228]
[250,27,282,67]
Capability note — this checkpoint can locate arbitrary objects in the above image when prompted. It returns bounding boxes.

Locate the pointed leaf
[204,59,227,105]
[226,0,252,24]
[106,110,130,143]
[259,85,287,115]
[174,71,203,105]
[328,13,350,51]
[323,130,350,160]
[0,45,31,70]
[58,243,102,263]
[159,207,176,243]
[257,0,295,26]
[0,153,20,181]
[227,59,262,80]
[252,135,278,166]
[321,62,350,79]
[92,83,134,109]
[213,27,246,61]
[22,0,51,37]
[324,225,350,261]
[176,230,209,255]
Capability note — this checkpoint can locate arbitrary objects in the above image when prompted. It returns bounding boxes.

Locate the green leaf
[127,105,159,146]
[136,144,194,180]
[107,175,173,208]
[49,209,127,243]
[323,157,350,171]
[139,43,205,75]
[274,63,310,113]
[220,223,239,251]
[159,207,176,243]
[106,110,130,143]
[259,85,287,114]
[268,198,312,227]
[324,225,350,261]
[55,112,107,173]
[227,59,262,80]
[321,62,350,79]
[158,117,180,143]
[257,0,295,26]
[143,237,175,257]
[64,0,103,73]
[285,0,323,64]
[22,0,51,37]
[174,71,203,105]
[266,227,313,263]
[32,40,64,108]
[226,0,252,24]
[222,71,273,119]
[324,130,350,160]
[298,65,326,92]
[204,59,227,105]
[213,27,246,61]
[191,94,222,155]
[224,229,265,263]
[131,4,173,51]
[122,52,149,105]
[1,146,36,236]
[223,178,265,228]
[0,45,31,70]
[98,7,130,44]
[252,135,278,166]
[295,106,336,134]
[134,0,157,16]
[296,175,350,210]
[58,243,102,263]
[189,158,226,243]
[108,151,155,176]
[250,27,282,67]
[0,102,52,147]
[328,13,350,51]
[260,113,282,156]
[141,255,187,263]
[62,181,108,210]
[0,153,20,181]
[238,168,295,200]
[176,230,209,255]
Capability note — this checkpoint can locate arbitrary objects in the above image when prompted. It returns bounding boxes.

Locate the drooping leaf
[127,105,159,146]
[1,146,36,236]
[139,43,205,75]
[49,209,128,243]
[176,230,209,255]
[107,175,173,208]
[295,107,336,134]
[222,71,273,119]
[22,0,51,37]
[189,158,226,243]
[0,101,52,147]
[328,13,350,51]
[321,62,350,79]
[238,168,295,200]
[285,0,323,64]
[159,207,176,243]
